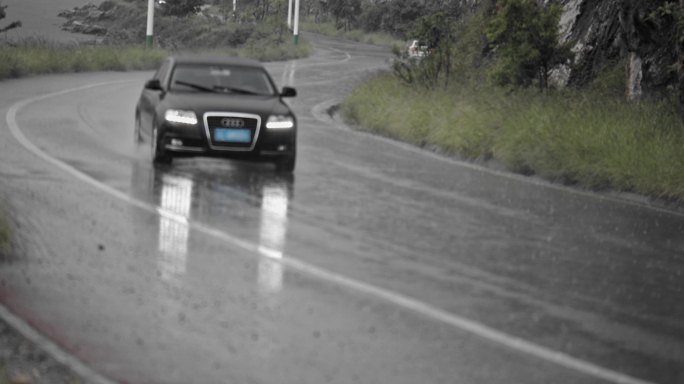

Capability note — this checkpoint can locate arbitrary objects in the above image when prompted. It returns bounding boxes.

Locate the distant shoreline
[2,0,96,43]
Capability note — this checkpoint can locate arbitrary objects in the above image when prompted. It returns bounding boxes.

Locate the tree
[413,12,455,88]
[650,1,684,114]
[161,0,204,17]
[388,0,425,36]
[486,0,573,90]
[0,1,21,34]
[329,0,361,31]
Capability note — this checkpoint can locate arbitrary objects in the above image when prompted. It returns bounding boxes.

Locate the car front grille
[203,112,261,151]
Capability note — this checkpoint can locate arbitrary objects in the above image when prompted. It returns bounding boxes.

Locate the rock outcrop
[554,0,676,95]
[59,3,111,36]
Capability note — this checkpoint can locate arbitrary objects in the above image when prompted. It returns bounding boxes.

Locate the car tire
[151,124,172,164]
[275,152,296,173]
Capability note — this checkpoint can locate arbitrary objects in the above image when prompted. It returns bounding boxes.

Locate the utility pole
[146,0,154,48]
[287,0,293,29]
[293,0,300,44]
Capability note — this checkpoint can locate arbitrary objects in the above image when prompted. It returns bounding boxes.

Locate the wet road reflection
[129,159,293,294]
[157,174,194,281]
[257,181,290,294]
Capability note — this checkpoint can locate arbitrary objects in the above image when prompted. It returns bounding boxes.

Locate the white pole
[287,0,293,29]
[293,0,300,44]
[146,0,154,47]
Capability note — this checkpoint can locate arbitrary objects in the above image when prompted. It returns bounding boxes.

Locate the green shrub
[486,0,573,90]
[589,60,628,97]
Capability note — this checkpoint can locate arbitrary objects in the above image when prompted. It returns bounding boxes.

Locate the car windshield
[169,64,276,96]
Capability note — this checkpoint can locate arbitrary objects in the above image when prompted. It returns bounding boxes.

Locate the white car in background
[407,39,428,58]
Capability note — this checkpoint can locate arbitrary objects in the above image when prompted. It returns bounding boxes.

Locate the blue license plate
[214,128,251,143]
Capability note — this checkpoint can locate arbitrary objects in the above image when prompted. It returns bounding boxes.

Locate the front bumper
[159,121,296,159]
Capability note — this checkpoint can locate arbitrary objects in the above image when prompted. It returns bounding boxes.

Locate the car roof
[169,55,265,69]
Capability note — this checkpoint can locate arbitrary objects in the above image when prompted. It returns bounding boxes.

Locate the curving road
[1,33,683,384]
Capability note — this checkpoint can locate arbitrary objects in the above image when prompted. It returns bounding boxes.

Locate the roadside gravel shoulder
[0,315,83,384]
[0,206,86,384]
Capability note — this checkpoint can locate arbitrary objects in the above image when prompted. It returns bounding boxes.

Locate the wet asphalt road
[0,33,683,384]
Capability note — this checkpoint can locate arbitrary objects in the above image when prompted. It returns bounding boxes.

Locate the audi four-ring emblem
[221,118,245,128]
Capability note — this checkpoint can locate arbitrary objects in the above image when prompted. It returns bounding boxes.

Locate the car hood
[161,92,290,117]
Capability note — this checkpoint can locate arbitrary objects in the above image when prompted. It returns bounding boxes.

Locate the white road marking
[6,81,657,384]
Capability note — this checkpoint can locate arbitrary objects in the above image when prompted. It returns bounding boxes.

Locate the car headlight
[266,115,294,129]
[165,109,198,125]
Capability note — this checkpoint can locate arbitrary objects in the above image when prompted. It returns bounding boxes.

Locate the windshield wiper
[174,80,215,93]
[212,86,262,95]
[175,81,264,95]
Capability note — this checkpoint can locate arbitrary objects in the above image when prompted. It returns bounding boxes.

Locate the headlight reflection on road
[257,181,290,295]
[157,174,194,282]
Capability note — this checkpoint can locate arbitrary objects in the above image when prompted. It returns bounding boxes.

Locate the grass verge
[0,41,168,80]
[343,72,684,202]
[193,36,311,62]
[301,19,403,48]
[0,38,311,82]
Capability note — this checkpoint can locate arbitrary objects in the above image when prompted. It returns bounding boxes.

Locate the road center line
[6,81,655,384]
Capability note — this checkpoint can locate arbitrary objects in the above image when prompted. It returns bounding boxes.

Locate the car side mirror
[145,79,163,91]
[280,86,297,98]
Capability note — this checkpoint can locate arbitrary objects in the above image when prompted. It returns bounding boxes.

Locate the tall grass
[343,72,684,201]
[0,36,310,81]
[0,40,167,80]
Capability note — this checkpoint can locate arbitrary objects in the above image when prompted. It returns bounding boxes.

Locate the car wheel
[275,152,296,173]
[151,124,172,164]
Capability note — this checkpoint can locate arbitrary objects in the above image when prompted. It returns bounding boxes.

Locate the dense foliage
[304,0,683,97]
[0,1,21,34]
[486,0,573,90]
[313,0,575,91]
[161,0,204,17]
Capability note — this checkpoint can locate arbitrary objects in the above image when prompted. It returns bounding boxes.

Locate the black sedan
[135,56,298,172]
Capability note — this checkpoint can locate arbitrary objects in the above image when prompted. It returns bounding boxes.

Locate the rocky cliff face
[553,0,676,95]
